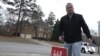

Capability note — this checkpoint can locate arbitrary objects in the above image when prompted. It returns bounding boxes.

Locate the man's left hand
[88,38,93,44]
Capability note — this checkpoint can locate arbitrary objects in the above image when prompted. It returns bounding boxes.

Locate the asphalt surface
[0,40,99,56]
[0,41,51,56]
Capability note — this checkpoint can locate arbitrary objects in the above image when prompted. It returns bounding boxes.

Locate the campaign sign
[51,46,68,56]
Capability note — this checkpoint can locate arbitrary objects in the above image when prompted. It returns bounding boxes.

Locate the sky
[0,1,15,21]
[36,0,100,33]
[0,0,100,33]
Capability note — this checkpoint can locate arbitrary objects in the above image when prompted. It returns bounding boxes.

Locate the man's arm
[80,15,93,43]
[59,17,64,41]
[59,17,64,36]
[80,15,92,39]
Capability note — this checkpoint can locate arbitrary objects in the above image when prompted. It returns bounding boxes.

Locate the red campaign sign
[51,46,68,56]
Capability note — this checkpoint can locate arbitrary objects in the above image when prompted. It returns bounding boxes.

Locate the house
[20,20,34,39]
[20,20,51,40]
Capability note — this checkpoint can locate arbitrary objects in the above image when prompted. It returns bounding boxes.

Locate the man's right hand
[59,36,64,42]
[88,38,93,44]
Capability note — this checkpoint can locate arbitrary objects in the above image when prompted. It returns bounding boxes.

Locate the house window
[39,33,41,37]
[39,27,43,31]
[41,28,43,31]
[39,27,41,31]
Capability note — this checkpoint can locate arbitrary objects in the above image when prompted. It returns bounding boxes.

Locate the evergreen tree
[45,12,55,29]
[51,20,60,41]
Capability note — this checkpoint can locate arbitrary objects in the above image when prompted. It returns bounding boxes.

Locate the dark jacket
[59,13,92,43]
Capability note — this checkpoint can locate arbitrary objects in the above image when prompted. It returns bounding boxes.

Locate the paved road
[0,41,99,56]
[0,41,51,56]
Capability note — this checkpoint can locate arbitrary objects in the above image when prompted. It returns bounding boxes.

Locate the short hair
[66,3,73,8]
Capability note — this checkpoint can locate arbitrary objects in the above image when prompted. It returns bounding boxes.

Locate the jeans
[64,41,81,56]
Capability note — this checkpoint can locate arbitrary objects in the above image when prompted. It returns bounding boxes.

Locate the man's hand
[59,35,64,42]
[88,38,93,44]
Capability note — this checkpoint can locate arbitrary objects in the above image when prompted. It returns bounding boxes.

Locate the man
[59,3,93,56]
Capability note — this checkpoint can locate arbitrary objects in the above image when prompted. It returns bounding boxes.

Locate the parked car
[81,42,96,54]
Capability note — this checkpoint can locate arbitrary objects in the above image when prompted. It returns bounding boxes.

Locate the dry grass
[0,36,39,44]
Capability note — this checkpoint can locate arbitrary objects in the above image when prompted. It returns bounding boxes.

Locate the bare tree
[1,0,44,36]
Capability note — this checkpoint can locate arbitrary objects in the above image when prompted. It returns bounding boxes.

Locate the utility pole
[97,21,100,54]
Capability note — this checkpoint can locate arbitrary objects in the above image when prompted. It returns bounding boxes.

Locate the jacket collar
[66,13,75,18]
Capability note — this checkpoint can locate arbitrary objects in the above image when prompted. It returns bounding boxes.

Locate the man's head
[66,3,74,15]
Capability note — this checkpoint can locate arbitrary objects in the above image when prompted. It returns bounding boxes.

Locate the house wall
[21,23,34,39]
[20,23,52,39]
[33,27,51,39]
[21,33,32,39]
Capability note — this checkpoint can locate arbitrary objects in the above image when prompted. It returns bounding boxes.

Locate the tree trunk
[19,13,25,34]
[15,0,23,36]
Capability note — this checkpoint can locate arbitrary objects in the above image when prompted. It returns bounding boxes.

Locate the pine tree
[45,12,55,29]
[51,20,60,41]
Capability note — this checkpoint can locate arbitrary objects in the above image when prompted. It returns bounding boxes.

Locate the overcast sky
[36,0,100,32]
[0,0,100,33]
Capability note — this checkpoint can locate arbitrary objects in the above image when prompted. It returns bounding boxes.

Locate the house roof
[10,19,51,32]
[33,19,50,29]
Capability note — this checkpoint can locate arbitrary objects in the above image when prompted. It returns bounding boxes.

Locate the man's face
[66,3,74,14]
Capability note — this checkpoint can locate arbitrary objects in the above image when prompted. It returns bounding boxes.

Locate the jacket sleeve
[59,17,64,36]
[80,15,92,39]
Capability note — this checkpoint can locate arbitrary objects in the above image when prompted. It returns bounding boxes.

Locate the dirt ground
[0,36,63,46]
[0,35,63,46]
[0,36,39,44]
